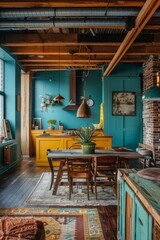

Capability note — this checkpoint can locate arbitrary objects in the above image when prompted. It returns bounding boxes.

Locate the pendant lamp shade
[77,98,91,118]
[142,86,160,101]
[142,72,160,101]
[54,94,65,103]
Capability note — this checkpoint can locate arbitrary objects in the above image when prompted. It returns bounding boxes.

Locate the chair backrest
[69,143,81,149]
[96,146,108,150]
[67,158,92,178]
[93,155,119,174]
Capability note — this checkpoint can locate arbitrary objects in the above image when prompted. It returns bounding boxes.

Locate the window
[0,59,4,136]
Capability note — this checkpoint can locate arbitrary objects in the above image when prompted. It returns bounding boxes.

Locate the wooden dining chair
[67,157,93,200]
[92,155,119,200]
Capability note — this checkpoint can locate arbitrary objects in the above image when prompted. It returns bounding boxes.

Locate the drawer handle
[138,218,143,226]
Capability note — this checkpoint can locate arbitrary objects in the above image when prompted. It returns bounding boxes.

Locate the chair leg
[69,178,73,200]
[49,171,54,190]
[94,176,98,200]
[90,176,94,194]
[87,179,90,200]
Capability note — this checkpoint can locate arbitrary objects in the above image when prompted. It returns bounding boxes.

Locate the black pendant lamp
[77,70,91,118]
[54,47,65,103]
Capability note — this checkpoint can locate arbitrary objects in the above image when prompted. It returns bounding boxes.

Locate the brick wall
[143,55,160,165]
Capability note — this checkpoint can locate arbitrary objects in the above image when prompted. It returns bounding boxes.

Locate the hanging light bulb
[77,69,91,118]
[54,47,65,103]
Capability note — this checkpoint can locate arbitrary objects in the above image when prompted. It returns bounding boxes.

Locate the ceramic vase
[82,142,96,154]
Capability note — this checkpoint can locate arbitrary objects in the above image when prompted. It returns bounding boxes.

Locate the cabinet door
[63,138,80,149]
[135,197,152,240]
[36,138,63,166]
[124,183,135,240]
[94,137,112,149]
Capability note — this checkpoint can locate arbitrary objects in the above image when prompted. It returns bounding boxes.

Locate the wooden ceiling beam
[103,0,160,77]
[1,31,159,46]
[3,38,160,47]
[2,35,159,48]
[10,45,160,56]
[22,63,100,67]
[19,55,147,64]
[0,33,78,46]
[0,1,145,8]
[3,42,121,47]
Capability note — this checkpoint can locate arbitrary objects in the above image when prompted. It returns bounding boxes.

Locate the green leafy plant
[74,126,96,144]
[47,119,57,126]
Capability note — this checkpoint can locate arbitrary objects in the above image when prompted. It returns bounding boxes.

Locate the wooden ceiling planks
[0,0,159,73]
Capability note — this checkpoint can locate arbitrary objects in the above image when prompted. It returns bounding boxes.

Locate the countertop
[36,134,112,138]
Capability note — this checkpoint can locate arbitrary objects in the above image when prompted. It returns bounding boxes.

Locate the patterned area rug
[0,208,104,240]
[25,172,117,206]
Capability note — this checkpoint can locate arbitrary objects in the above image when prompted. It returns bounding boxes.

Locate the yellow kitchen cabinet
[31,130,62,156]
[36,137,63,166]
[63,137,80,149]
[95,138,112,149]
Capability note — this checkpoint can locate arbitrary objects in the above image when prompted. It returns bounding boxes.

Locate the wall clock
[87,96,95,107]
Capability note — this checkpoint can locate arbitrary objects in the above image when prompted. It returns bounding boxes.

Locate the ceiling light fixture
[54,47,65,103]
[77,56,91,118]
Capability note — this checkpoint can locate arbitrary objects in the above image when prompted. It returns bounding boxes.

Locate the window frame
[0,59,5,136]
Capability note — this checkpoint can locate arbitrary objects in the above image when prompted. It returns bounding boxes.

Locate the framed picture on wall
[33,118,42,130]
[112,92,136,116]
[3,119,13,139]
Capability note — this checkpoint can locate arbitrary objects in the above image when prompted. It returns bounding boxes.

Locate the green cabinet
[118,171,153,240]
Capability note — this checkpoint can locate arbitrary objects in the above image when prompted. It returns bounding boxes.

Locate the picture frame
[3,119,13,139]
[112,92,136,116]
[33,118,41,130]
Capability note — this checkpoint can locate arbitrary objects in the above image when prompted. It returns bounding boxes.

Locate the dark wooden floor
[0,158,117,240]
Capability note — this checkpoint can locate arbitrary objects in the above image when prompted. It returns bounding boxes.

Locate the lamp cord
[59,47,60,94]
[84,77,86,98]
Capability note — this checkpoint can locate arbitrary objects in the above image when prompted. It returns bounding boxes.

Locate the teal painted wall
[0,47,21,174]
[103,63,143,150]
[33,70,102,129]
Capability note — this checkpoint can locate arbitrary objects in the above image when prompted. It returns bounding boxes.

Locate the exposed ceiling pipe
[0,7,142,18]
[0,18,126,29]
[54,18,125,28]
[0,8,159,19]
[0,20,53,28]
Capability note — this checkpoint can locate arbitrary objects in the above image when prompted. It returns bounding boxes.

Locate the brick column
[143,56,160,165]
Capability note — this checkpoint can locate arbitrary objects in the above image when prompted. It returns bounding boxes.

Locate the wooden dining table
[47,149,143,195]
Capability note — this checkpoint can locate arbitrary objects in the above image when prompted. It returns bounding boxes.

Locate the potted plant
[47,119,57,130]
[74,126,96,154]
